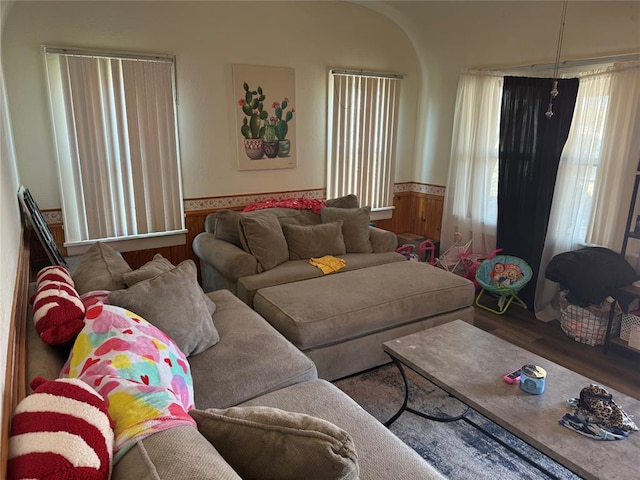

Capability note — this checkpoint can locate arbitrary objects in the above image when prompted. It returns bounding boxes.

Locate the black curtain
[497,76,578,308]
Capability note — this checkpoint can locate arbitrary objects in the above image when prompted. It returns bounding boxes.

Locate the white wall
[367,1,640,185]
[1,0,637,222]
[0,0,20,444]
[2,0,421,210]
[5,2,637,211]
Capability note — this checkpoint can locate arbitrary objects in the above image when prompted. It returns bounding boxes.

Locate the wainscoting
[40,211,216,271]
[37,184,445,272]
[376,190,444,241]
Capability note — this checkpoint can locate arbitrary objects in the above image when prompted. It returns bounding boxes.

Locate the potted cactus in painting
[273,98,295,157]
[239,83,268,159]
[263,118,279,158]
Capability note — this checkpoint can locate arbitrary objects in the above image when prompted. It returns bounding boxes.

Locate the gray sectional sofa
[24,243,446,479]
[193,197,476,380]
[192,195,406,306]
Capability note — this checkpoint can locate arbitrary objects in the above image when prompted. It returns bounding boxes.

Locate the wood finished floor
[473,306,640,400]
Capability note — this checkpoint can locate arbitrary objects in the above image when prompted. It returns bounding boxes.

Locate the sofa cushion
[254,261,475,350]
[214,208,321,248]
[236,252,406,307]
[122,255,216,316]
[282,221,346,260]
[213,210,243,247]
[113,426,241,480]
[72,242,133,294]
[8,377,113,480]
[241,379,446,480]
[239,213,289,273]
[61,302,197,462]
[189,290,317,409]
[325,194,359,209]
[190,406,359,480]
[273,208,322,226]
[321,207,373,253]
[109,260,219,356]
[122,254,174,286]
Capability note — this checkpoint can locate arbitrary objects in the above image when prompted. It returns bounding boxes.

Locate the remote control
[503,369,521,384]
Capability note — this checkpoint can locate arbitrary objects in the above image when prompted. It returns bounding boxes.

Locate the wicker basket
[558,291,620,346]
[620,313,640,341]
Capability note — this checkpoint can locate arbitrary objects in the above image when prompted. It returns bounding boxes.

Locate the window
[441,73,503,254]
[44,47,185,254]
[327,70,401,217]
[556,90,609,246]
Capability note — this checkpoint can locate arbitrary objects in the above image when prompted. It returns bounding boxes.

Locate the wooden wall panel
[393,192,414,234]
[29,223,66,270]
[42,192,445,273]
[2,228,30,479]
[120,210,214,270]
[375,192,444,242]
[44,214,210,269]
[412,193,444,241]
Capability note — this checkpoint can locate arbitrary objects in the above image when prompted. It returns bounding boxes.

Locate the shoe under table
[253,261,475,380]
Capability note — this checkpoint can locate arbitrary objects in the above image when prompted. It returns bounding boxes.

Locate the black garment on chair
[546,247,638,307]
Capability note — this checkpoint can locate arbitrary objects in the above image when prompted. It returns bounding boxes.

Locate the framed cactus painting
[233,64,296,170]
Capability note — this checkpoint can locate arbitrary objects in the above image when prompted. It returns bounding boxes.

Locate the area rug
[333,364,582,480]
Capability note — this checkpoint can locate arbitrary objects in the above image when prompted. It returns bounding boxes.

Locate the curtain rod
[330,68,405,79]
[482,52,640,73]
[42,45,174,63]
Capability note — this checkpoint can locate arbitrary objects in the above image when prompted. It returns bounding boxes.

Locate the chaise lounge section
[255,261,475,380]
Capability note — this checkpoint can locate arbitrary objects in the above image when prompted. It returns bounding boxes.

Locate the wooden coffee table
[383,320,640,480]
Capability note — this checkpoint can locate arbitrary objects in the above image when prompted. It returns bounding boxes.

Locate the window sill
[64,230,187,256]
[370,207,394,221]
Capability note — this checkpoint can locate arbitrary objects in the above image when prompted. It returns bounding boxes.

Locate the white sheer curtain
[535,62,640,321]
[441,72,503,253]
[45,51,184,246]
[588,63,640,248]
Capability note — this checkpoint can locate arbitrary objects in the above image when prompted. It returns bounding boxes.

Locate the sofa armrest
[369,226,397,253]
[193,232,258,281]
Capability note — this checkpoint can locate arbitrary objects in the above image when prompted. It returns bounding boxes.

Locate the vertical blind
[44,49,184,246]
[327,71,401,210]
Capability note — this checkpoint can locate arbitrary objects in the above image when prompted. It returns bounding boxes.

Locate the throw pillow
[122,254,216,316]
[61,302,196,462]
[72,242,133,295]
[121,253,174,286]
[189,406,359,480]
[325,194,360,209]
[8,377,113,480]
[213,210,243,247]
[113,426,241,480]
[282,221,346,260]
[36,264,75,285]
[109,260,219,356]
[239,213,289,272]
[31,266,85,345]
[321,207,373,253]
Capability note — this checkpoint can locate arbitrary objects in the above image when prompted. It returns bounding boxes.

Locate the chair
[475,255,532,315]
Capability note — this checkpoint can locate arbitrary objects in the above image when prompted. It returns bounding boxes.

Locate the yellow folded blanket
[309,255,346,274]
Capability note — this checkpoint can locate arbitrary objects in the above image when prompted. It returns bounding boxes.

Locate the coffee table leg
[384,356,469,427]
[384,356,563,479]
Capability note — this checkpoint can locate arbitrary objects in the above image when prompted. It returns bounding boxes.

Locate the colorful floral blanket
[243,197,325,214]
[61,296,196,462]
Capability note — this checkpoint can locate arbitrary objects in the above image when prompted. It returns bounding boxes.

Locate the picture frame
[233,64,296,171]
[18,186,67,268]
